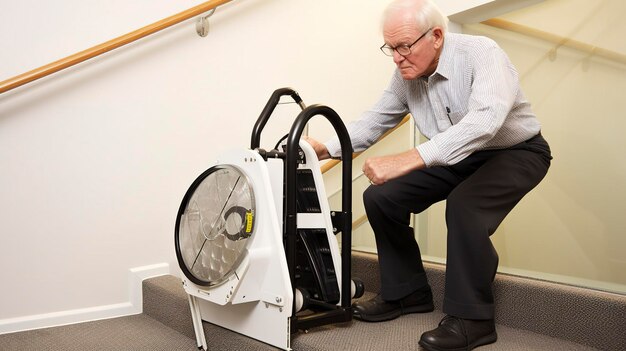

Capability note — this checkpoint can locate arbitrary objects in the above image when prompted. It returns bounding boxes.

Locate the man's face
[382,15,440,80]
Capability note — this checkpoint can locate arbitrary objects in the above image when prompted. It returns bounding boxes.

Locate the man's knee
[363,185,384,212]
[363,184,404,217]
[446,188,484,226]
[446,185,472,212]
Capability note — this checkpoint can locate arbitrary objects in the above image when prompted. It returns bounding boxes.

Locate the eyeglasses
[380,28,432,57]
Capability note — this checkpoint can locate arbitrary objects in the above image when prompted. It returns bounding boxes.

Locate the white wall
[0,0,526,332]
[0,0,393,330]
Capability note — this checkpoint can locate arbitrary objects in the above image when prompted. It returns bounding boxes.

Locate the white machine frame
[181,141,344,350]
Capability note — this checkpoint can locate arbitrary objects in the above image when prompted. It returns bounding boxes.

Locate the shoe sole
[418,331,497,351]
[353,301,435,322]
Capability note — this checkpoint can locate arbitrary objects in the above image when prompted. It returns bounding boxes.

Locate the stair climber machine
[174,88,365,350]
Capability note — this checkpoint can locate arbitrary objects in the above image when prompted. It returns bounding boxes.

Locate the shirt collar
[431,32,456,80]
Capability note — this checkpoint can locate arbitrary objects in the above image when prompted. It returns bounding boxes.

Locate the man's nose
[393,50,404,64]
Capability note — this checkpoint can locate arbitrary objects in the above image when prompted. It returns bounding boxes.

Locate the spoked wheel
[175,165,256,286]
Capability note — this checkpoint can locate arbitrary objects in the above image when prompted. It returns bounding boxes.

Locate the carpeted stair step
[142,274,276,350]
[1,251,623,350]
[142,251,624,350]
[351,251,626,351]
[0,314,198,351]
[142,275,598,350]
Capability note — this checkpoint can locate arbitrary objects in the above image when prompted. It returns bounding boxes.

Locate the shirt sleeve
[417,41,519,167]
[325,71,409,158]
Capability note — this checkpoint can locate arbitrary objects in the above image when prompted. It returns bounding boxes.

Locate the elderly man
[306,0,552,350]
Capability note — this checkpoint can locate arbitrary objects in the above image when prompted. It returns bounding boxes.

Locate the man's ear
[431,27,444,49]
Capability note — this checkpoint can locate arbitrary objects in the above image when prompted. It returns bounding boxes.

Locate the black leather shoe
[419,315,497,351]
[352,287,434,322]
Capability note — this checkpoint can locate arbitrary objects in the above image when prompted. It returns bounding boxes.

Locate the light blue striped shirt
[325,32,541,167]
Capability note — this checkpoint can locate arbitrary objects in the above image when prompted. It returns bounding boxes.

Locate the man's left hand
[363,148,425,185]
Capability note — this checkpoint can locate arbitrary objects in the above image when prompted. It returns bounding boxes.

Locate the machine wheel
[295,288,311,312]
[351,278,365,299]
[175,165,256,287]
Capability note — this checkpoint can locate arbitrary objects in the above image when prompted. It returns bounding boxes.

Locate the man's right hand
[302,136,331,160]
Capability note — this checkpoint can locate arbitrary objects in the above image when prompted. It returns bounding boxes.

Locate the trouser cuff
[381,272,429,301]
[443,297,494,320]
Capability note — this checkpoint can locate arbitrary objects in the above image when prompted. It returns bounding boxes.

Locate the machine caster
[351,278,365,299]
[295,287,311,312]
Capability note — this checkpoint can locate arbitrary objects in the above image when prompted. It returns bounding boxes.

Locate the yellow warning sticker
[245,211,254,233]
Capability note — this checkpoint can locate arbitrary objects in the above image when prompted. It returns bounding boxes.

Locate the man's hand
[302,136,331,160]
[363,148,425,185]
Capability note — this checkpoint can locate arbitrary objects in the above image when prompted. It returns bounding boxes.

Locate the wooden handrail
[482,18,626,65]
[321,114,411,174]
[0,0,232,94]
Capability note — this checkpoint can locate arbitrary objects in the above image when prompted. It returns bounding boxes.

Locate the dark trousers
[363,134,552,320]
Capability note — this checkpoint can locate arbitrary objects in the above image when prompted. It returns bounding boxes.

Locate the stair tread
[3,259,621,351]
[0,314,197,351]
[293,301,597,351]
[143,275,599,350]
[0,284,597,351]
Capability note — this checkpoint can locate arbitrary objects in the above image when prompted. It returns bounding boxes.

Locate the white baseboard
[0,262,170,335]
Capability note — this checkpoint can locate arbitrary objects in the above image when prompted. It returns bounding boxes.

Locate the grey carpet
[292,292,598,351]
[352,251,626,351]
[0,302,598,351]
[2,251,624,350]
[0,314,197,351]
[492,273,626,350]
[294,314,599,351]
[0,288,594,351]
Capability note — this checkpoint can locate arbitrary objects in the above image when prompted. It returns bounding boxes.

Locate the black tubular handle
[250,87,305,150]
[285,104,353,311]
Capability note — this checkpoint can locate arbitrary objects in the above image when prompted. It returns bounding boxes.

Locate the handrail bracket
[196,8,217,37]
